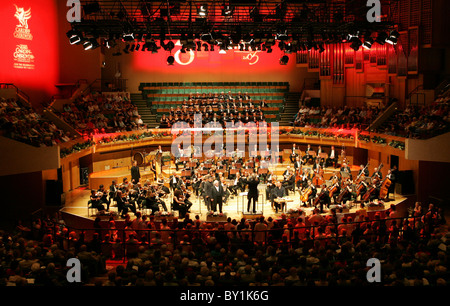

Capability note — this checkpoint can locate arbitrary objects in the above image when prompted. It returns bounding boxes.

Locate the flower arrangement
[154,211,173,217]
[371,136,387,144]
[358,134,371,143]
[287,207,304,216]
[388,140,405,150]
[60,140,95,158]
[207,211,224,217]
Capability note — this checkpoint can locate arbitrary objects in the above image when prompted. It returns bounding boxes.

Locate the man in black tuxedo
[131,160,140,184]
[271,181,286,213]
[170,173,181,191]
[358,164,370,177]
[211,180,225,213]
[246,175,260,213]
[108,180,118,211]
[203,175,215,211]
[327,146,337,168]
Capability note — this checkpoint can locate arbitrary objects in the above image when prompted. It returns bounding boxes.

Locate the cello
[329,176,340,198]
[300,186,312,204]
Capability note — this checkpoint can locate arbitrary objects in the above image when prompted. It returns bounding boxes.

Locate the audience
[58,92,146,135]
[1,201,447,287]
[0,97,73,147]
[293,105,381,131]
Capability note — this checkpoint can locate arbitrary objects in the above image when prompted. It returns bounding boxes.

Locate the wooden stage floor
[60,162,410,224]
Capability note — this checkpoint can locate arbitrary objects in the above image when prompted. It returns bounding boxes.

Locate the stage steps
[131,93,158,128]
[279,92,302,126]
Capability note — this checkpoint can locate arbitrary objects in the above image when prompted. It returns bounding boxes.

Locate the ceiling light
[198,5,208,17]
[386,30,400,45]
[363,37,374,50]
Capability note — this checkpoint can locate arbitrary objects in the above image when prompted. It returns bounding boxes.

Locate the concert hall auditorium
[0,0,449,290]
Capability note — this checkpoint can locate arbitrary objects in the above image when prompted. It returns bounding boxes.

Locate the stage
[60,161,412,228]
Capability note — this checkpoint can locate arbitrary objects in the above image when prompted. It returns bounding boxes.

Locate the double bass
[312,166,324,187]
[378,175,392,200]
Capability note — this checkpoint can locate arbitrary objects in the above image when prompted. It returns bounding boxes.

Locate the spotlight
[201,33,213,42]
[222,5,234,17]
[82,38,99,51]
[167,55,175,65]
[123,31,135,42]
[164,41,175,51]
[123,44,130,54]
[318,43,325,53]
[279,55,289,65]
[350,37,362,51]
[386,30,400,45]
[363,37,374,50]
[82,39,92,50]
[376,32,388,45]
[198,5,208,17]
[66,30,82,45]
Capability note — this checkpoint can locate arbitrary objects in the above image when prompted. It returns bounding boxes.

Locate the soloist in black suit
[131,165,140,183]
[211,185,224,213]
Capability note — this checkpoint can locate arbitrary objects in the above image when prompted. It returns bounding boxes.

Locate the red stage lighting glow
[0,0,59,103]
[132,40,293,75]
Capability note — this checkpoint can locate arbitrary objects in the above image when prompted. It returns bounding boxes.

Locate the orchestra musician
[358,164,370,177]
[108,180,118,211]
[293,156,303,173]
[271,181,287,213]
[371,167,383,181]
[340,162,353,181]
[327,145,337,168]
[302,144,312,164]
[315,183,331,213]
[290,144,298,163]
[300,180,317,207]
[88,189,106,213]
[170,173,182,191]
[173,189,190,217]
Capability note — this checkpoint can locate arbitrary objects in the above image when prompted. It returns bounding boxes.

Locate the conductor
[246,174,260,213]
[131,160,141,184]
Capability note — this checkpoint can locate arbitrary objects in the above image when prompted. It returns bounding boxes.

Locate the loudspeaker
[396,170,415,195]
[45,180,63,206]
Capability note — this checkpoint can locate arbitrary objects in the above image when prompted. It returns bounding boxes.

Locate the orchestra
[94,143,398,219]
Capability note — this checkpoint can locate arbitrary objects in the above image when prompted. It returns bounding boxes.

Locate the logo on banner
[242,51,260,66]
[13,44,35,70]
[13,5,33,40]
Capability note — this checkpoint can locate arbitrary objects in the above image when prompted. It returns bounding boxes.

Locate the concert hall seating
[138,82,289,124]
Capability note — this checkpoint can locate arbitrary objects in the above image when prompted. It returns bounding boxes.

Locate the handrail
[407,84,424,100]
[0,83,31,107]
[409,92,426,107]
